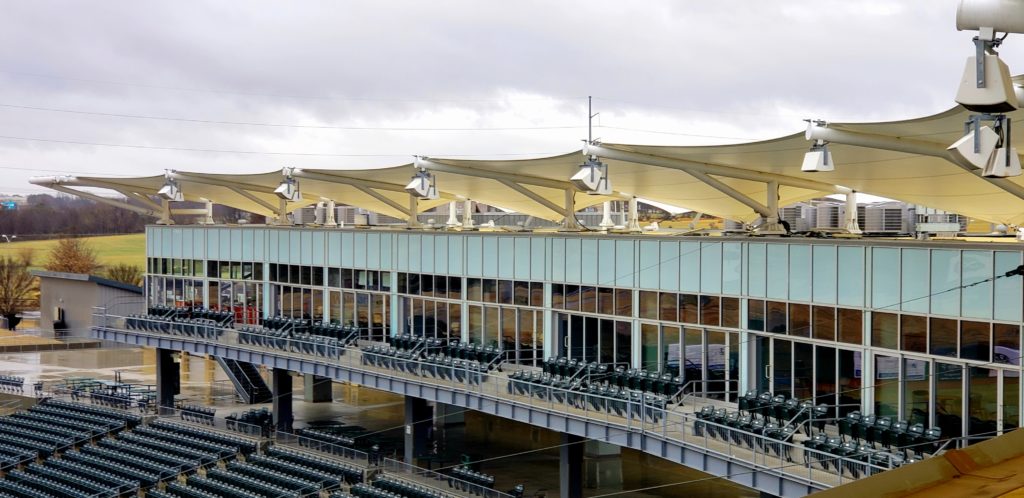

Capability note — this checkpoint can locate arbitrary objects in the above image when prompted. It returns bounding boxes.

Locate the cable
[0,103,586,132]
[0,134,567,158]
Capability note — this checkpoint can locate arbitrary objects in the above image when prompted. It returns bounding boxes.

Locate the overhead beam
[686,170,773,217]
[227,187,278,215]
[118,191,163,212]
[46,185,158,217]
[584,143,850,194]
[418,157,571,190]
[496,179,568,217]
[293,169,457,200]
[352,185,411,217]
[168,171,279,195]
[807,125,1024,201]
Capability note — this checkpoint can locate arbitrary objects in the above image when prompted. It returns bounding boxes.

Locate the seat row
[266,446,365,484]
[441,341,504,366]
[133,425,238,460]
[226,408,272,436]
[449,465,495,490]
[187,472,300,498]
[125,315,224,340]
[354,476,454,498]
[86,441,185,482]
[802,432,922,478]
[44,399,143,428]
[239,326,344,358]
[362,346,497,386]
[541,358,684,399]
[739,391,830,434]
[838,411,943,457]
[151,418,259,455]
[263,316,310,333]
[24,404,123,435]
[695,406,799,461]
[0,376,23,391]
[507,371,670,423]
[147,305,233,326]
[248,454,348,488]
[3,469,99,498]
[311,321,362,342]
[179,404,215,425]
[0,444,35,473]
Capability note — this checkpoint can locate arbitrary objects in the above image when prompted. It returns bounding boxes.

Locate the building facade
[144,225,1024,445]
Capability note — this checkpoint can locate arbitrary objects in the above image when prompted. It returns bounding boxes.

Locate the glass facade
[145,226,1024,440]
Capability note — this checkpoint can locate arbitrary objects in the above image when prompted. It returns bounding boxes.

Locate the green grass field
[0,233,146,272]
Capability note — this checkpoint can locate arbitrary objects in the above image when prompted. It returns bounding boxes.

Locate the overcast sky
[0,0,1015,196]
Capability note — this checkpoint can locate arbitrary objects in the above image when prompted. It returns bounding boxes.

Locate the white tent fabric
[29,104,1024,225]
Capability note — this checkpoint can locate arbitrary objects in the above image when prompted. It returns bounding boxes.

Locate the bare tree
[0,250,34,330]
[45,238,101,274]
[106,263,144,287]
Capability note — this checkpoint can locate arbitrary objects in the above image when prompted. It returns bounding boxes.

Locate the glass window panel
[838,349,862,417]
[871,312,898,350]
[312,267,323,286]
[659,292,677,321]
[700,296,720,326]
[837,247,865,307]
[969,366,998,442]
[641,323,660,371]
[329,291,341,324]
[615,321,632,367]
[498,280,514,305]
[564,285,580,311]
[766,301,787,333]
[448,276,461,299]
[874,355,899,417]
[747,299,765,331]
[901,248,930,313]
[501,308,516,351]
[581,286,598,314]
[773,339,792,396]
[598,287,614,315]
[793,342,813,400]
[679,294,698,324]
[930,317,958,357]
[483,279,498,303]
[615,288,633,317]
[433,275,448,298]
[961,321,991,362]
[721,297,740,328]
[872,248,900,309]
[663,325,681,377]
[812,306,836,341]
[903,358,930,426]
[468,305,482,345]
[1005,373,1020,432]
[788,304,810,338]
[993,324,1020,366]
[530,282,543,308]
[639,291,658,320]
[935,362,964,441]
[600,319,615,364]
[448,303,462,342]
[931,250,962,316]
[815,345,836,417]
[962,251,993,319]
[514,281,530,306]
[727,332,739,401]
[684,328,703,390]
[707,330,727,400]
[900,315,927,353]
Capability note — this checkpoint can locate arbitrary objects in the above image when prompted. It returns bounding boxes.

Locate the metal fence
[381,458,516,498]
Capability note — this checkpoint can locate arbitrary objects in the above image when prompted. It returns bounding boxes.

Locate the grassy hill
[0,233,146,272]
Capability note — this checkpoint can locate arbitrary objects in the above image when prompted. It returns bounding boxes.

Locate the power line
[0,69,586,104]
[0,134,567,158]
[0,103,586,132]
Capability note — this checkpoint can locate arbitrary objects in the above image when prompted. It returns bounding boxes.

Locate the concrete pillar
[404,397,433,464]
[155,348,179,413]
[560,433,584,498]
[303,374,333,403]
[584,440,621,489]
[272,368,293,432]
[275,198,290,226]
[408,195,421,228]
[627,197,641,232]
[446,201,461,227]
[562,190,579,230]
[323,198,338,227]
[599,201,615,228]
[156,199,174,225]
[200,199,215,225]
[845,191,862,234]
[462,199,475,228]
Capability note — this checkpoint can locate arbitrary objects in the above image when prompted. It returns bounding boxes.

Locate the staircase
[215,357,273,404]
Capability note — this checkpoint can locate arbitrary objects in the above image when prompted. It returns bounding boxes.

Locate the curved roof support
[292,169,457,200]
[352,185,411,217]
[226,187,278,215]
[583,143,851,194]
[807,124,1024,201]
[686,170,773,218]
[417,157,572,190]
[496,179,570,219]
[46,184,158,217]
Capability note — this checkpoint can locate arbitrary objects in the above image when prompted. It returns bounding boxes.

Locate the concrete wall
[38,277,143,338]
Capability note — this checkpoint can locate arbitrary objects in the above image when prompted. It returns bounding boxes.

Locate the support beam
[118,191,163,212]
[46,185,158,217]
[272,368,293,432]
[404,397,432,465]
[158,199,173,225]
[155,348,179,414]
[599,201,615,228]
[757,181,786,235]
[497,179,569,219]
[419,157,572,190]
[687,170,773,217]
[276,198,290,226]
[352,185,411,218]
[293,168,457,200]
[462,199,475,228]
[584,143,849,194]
[807,125,1024,201]
[445,201,461,227]
[408,194,421,228]
[562,189,579,231]
[201,199,215,225]
[627,196,641,232]
[323,198,338,227]
[845,192,862,234]
[560,433,584,498]
[227,187,279,215]
[169,172,277,194]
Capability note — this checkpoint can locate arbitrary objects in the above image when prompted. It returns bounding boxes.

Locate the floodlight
[801,140,834,173]
[955,53,1018,112]
[570,157,612,195]
[983,146,1022,177]
[275,170,301,201]
[157,177,183,201]
[957,0,1024,35]
[948,124,999,168]
[405,169,439,199]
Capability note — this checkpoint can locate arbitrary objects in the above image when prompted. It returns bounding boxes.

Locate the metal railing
[274,430,370,465]
[381,458,516,498]
[93,310,913,491]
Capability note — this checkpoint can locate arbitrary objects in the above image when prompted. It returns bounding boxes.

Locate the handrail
[93,310,929,490]
[380,457,516,498]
